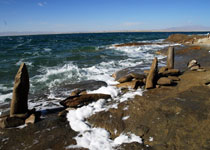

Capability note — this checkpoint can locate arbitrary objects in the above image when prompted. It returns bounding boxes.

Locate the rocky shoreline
[1,34,210,150]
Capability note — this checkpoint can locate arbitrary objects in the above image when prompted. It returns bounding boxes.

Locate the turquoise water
[0,32,208,108]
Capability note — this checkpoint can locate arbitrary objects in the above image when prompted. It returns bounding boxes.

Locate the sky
[0,0,210,32]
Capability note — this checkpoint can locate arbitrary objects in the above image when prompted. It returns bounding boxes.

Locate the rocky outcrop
[10,63,29,116]
[166,47,174,69]
[60,94,111,108]
[70,89,87,96]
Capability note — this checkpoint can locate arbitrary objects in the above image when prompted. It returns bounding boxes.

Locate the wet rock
[145,57,158,89]
[0,116,25,128]
[60,94,111,108]
[157,77,173,85]
[197,68,206,72]
[144,70,150,75]
[10,63,29,116]
[117,74,133,83]
[70,89,87,96]
[159,69,180,77]
[116,80,144,89]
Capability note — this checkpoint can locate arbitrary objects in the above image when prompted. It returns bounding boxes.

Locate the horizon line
[0,30,210,37]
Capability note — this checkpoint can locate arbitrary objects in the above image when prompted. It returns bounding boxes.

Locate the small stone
[190,65,200,71]
[25,114,36,124]
[157,77,173,85]
[187,60,198,68]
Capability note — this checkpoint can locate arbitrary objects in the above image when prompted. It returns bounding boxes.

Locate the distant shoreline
[0,30,210,37]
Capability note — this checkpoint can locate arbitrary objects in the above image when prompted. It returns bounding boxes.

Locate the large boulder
[60,94,111,108]
[10,63,29,116]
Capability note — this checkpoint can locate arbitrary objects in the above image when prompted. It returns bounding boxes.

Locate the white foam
[0,92,12,102]
[44,48,52,52]
[67,98,142,150]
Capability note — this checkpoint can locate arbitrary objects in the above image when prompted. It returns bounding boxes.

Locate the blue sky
[0,0,210,32]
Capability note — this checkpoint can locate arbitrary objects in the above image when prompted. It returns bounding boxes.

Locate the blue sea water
[0,32,208,111]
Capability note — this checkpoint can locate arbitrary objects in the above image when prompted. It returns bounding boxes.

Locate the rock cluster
[0,63,40,128]
[187,59,206,72]
[112,47,181,90]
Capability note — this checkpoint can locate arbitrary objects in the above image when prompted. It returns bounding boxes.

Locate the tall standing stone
[10,63,29,116]
[145,57,158,89]
[167,47,174,69]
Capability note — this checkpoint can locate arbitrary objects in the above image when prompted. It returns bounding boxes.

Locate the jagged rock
[70,89,87,96]
[25,114,36,124]
[130,73,146,80]
[60,94,111,108]
[117,74,133,83]
[0,116,25,128]
[157,77,173,85]
[10,63,29,116]
[145,57,158,89]
[116,80,144,89]
[159,69,180,77]
[168,76,180,81]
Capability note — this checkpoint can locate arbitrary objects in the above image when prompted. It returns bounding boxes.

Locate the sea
[0,32,208,113]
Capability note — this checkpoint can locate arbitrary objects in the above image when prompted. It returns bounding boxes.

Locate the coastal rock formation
[145,57,158,89]
[60,94,111,108]
[10,63,29,116]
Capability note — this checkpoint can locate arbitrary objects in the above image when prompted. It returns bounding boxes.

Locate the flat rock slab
[60,94,111,108]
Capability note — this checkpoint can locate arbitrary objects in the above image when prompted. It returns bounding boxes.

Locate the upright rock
[145,57,158,89]
[10,63,29,116]
[167,47,174,69]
